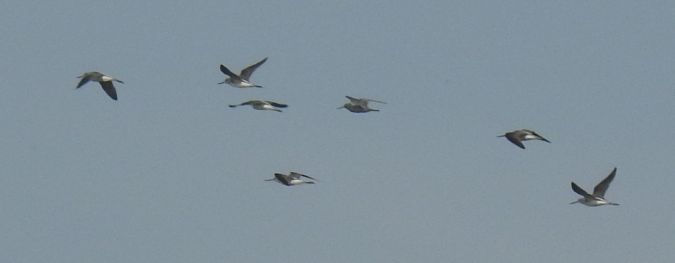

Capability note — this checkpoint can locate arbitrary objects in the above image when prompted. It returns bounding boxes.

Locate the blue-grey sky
[2,1,675,262]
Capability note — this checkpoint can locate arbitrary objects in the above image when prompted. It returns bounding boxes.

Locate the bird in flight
[218,57,268,88]
[338,96,386,113]
[76,71,124,100]
[265,172,317,186]
[228,100,288,112]
[570,167,619,207]
[498,129,550,149]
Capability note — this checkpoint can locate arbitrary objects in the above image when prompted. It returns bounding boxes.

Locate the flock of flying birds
[75,58,619,207]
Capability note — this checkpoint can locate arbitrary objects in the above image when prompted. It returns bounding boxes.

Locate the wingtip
[608,167,618,177]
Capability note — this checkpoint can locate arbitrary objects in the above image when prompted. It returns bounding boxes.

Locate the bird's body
[229,100,288,112]
[498,129,550,149]
[76,71,124,100]
[219,57,267,88]
[265,172,317,186]
[570,168,619,207]
[338,96,386,113]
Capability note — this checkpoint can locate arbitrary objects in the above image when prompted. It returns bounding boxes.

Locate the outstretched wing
[530,131,551,143]
[229,100,254,108]
[220,64,240,79]
[365,98,386,104]
[571,182,593,198]
[505,133,525,149]
[240,57,267,81]
[99,81,118,100]
[76,77,91,89]
[266,101,288,108]
[345,96,360,102]
[290,172,316,181]
[593,168,617,198]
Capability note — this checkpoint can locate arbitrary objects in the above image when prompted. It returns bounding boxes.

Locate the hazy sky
[2,1,675,262]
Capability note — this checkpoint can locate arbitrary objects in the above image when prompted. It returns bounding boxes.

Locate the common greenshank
[338,96,386,113]
[498,129,550,149]
[76,71,124,100]
[228,100,287,112]
[570,167,619,207]
[265,172,316,186]
[218,57,267,88]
